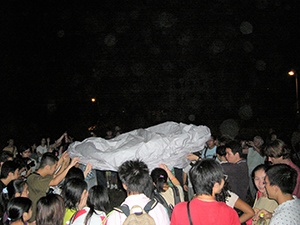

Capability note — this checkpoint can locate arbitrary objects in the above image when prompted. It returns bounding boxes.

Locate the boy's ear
[122,183,127,190]
[45,164,50,170]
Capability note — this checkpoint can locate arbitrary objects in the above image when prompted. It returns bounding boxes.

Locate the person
[107,159,170,225]
[36,138,48,162]
[151,164,184,218]
[170,159,240,225]
[215,178,255,224]
[254,164,300,224]
[264,139,300,198]
[16,145,37,176]
[247,164,278,225]
[0,161,19,193]
[27,152,79,223]
[1,180,30,224]
[36,194,65,225]
[2,139,17,157]
[185,135,217,162]
[201,135,217,159]
[61,178,88,225]
[222,140,249,203]
[215,145,228,164]
[0,151,14,170]
[247,136,266,199]
[71,185,110,225]
[4,197,32,225]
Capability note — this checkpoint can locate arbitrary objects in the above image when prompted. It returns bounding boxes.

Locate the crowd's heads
[216,146,226,157]
[0,161,19,179]
[253,136,264,147]
[118,159,150,194]
[39,152,58,171]
[65,166,84,181]
[86,185,110,216]
[206,135,216,148]
[264,139,290,163]
[7,139,15,146]
[18,145,31,158]
[252,164,269,194]
[6,197,32,224]
[151,168,168,193]
[7,179,29,199]
[0,151,13,166]
[265,164,297,196]
[225,140,243,163]
[61,178,87,210]
[36,194,65,225]
[189,159,224,196]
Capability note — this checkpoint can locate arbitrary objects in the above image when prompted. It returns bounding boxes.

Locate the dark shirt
[221,160,249,203]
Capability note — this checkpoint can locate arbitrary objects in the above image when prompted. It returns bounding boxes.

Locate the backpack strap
[114,199,158,217]
[143,198,158,214]
[171,185,181,205]
[114,204,130,217]
[187,201,193,225]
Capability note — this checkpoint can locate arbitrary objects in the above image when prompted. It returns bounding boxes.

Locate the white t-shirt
[226,191,239,208]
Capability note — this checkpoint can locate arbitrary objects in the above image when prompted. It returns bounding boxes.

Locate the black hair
[216,146,227,157]
[65,167,84,181]
[225,140,243,158]
[251,164,269,179]
[151,168,168,193]
[215,179,231,202]
[118,159,150,194]
[0,161,19,179]
[0,151,13,163]
[18,145,31,155]
[5,197,32,224]
[36,194,65,225]
[189,159,224,196]
[266,164,298,195]
[84,185,110,225]
[39,152,58,169]
[61,178,87,210]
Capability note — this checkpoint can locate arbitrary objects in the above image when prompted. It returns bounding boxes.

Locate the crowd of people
[0,126,300,225]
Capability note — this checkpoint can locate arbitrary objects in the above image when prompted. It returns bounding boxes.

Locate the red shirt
[171,198,240,225]
[289,160,300,198]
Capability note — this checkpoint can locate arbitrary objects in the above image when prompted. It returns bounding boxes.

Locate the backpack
[114,199,158,225]
[153,185,180,219]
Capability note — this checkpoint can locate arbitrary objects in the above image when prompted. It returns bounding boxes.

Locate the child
[36,194,65,225]
[71,185,110,225]
[4,197,32,225]
[61,178,88,225]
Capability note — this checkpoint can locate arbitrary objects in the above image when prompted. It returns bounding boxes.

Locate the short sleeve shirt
[27,172,53,222]
[270,197,300,225]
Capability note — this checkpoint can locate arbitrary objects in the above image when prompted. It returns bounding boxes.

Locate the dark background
[1,0,300,145]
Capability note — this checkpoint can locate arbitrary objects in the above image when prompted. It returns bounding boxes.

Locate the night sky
[1,0,300,145]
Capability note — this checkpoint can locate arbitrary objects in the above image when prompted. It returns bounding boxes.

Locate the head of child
[84,185,110,223]
[36,194,65,225]
[151,168,168,193]
[5,197,32,224]
[39,153,58,175]
[62,178,87,210]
